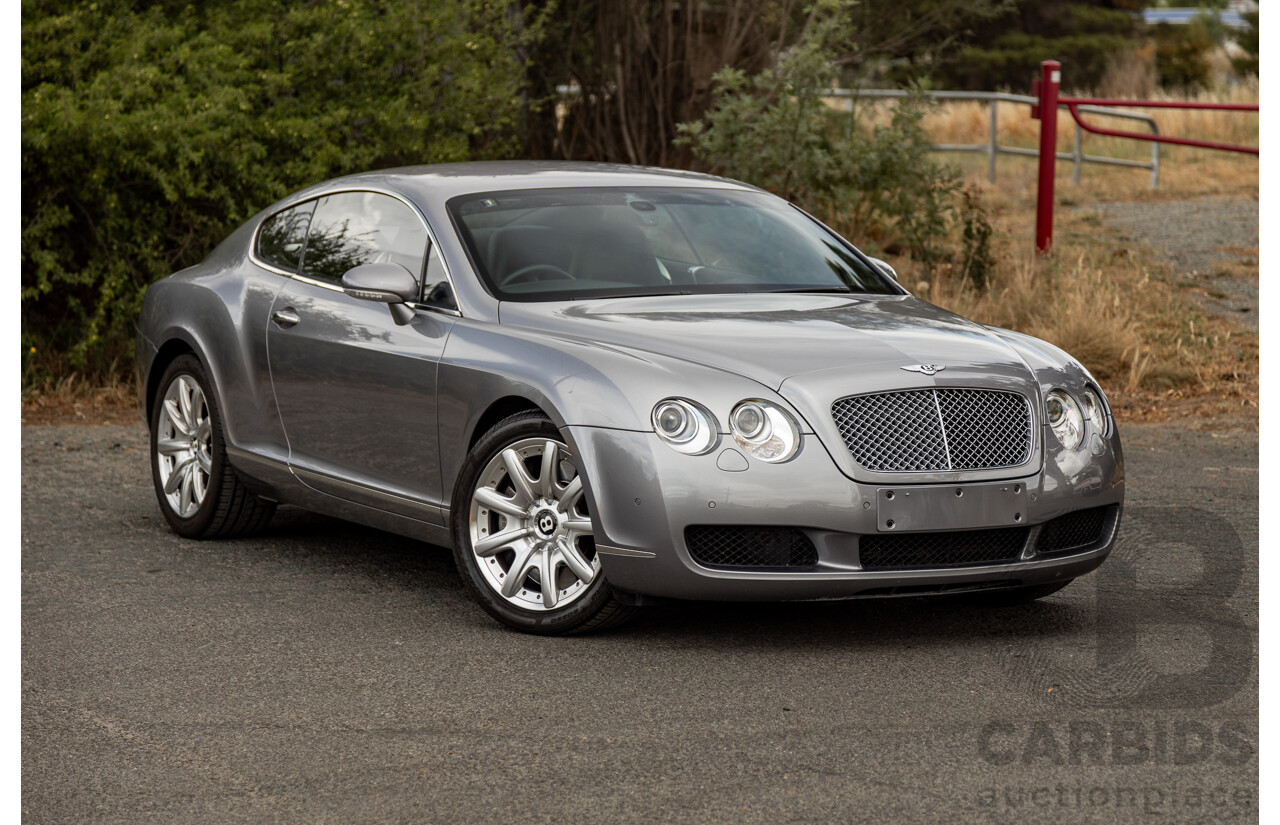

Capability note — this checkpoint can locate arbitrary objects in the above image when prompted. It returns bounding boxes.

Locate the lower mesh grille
[1035,506,1113,555]
[860,527,1028,570]
[685,526,818,568]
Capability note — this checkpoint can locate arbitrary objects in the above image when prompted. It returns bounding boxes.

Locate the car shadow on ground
[194,506,1098,652]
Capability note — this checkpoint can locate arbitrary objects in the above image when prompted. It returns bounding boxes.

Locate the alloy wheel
[155,374,213,519]
[468,437,599,611]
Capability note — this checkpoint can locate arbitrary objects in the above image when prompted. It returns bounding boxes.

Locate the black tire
[149,354,276,539]
[450,411,637,635]
[963,579,1074,606]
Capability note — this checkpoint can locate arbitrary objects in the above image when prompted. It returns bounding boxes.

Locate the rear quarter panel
[138,223,290,461]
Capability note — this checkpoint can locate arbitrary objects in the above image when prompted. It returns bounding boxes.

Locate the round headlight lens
[1046,389,1085,450]
[731,403,766,439]
[651,399,717,455]
[729,399,801,463]
[655,403,690,441]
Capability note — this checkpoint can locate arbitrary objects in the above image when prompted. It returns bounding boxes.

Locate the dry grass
[914,79,1258,153]
[845,81,1259,200]
[21,374,140,426]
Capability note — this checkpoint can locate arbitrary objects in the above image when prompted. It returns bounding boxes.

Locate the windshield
[447,187,898,301]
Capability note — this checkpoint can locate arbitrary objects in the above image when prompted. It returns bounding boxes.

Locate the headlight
[1045,389,1084,450]
[1081,386,1109,436]
[651,398,718,455]
[729,399,801,463]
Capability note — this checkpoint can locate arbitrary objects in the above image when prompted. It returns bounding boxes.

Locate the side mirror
[869,257,897,281]
[342,262,418,325]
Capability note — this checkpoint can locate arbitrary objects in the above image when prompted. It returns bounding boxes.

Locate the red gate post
[1034,60,1061,253]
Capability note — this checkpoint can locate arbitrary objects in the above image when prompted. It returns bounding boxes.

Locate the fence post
[988,99,998,182]
[1073,122,1083,185]
[1034,60,1061,253]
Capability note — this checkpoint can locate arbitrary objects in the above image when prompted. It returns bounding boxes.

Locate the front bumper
[565,424,1124,601]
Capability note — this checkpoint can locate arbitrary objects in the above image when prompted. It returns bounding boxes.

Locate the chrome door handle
[272,308,300,328]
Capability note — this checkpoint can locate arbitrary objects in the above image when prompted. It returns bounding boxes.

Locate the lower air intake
[860,527,1028,570]
[1035,506,1115,555]
[685,526,818,569]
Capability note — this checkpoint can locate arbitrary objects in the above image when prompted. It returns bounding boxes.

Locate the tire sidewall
[149,354,229,538]
[450,414,614,634]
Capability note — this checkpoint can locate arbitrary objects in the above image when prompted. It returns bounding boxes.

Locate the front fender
[985,325,1124,491]
[436,319,815,506]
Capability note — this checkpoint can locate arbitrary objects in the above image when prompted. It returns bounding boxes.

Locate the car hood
[498,293,1033,391]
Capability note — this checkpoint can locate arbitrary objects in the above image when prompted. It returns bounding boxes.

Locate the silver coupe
[136,162,1124,634]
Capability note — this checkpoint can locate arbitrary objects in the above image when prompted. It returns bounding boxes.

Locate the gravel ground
[22,422,1257,824]
[1082,195,1258,330]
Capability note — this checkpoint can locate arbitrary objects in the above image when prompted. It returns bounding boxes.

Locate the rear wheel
[150,354,275,538]
[451,412,636,634]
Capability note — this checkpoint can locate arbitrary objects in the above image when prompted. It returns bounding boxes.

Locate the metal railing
[825,89,1162,188]
[1030,59,1256,251]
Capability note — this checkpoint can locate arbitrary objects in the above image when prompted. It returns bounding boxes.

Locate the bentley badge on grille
[901,364,946,375]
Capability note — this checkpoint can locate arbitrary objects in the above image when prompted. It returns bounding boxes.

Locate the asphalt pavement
[22,422,1258,823]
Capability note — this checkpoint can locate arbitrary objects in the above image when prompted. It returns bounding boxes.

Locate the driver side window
[299,191,429,285]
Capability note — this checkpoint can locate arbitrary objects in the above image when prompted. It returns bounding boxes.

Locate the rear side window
[299,191,428,284]
[256,201,316,273]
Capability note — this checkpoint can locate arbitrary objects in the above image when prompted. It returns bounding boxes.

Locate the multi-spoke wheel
[451,412,637,634]
[149,354,275,538]
[156,374,213,519]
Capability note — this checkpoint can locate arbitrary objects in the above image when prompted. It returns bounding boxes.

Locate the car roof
[312,161,763,204]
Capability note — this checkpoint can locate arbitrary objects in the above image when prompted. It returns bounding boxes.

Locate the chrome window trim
[249,185,465,315]
[406,302,463,318]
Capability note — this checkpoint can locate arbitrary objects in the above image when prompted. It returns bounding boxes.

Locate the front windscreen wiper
[764,286,855,294]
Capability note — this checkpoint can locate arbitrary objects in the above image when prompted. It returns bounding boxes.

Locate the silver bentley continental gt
[136,162,1124,634]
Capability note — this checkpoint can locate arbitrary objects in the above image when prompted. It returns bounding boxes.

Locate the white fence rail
[827,89,1162,188]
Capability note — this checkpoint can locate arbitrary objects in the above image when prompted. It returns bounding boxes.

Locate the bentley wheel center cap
[534,509,559,539]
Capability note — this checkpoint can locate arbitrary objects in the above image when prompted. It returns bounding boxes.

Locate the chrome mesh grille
[831,389,1032,472]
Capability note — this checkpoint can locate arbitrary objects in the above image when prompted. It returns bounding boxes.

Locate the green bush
[1231,10,1259,78]
[1152,19,1216,90]
[675,0,961,263]
[22,0,544,381]
[931,1,1141,92]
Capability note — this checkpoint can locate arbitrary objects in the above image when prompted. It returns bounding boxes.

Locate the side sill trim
[596,544,657,559]
[225,445,288,475]
[291,465,446,522]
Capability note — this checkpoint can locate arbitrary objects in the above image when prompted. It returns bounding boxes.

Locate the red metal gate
[1032,60,1258,253]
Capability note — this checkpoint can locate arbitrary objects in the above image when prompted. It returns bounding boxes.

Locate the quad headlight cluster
[1045,385,1110,449]
[651,397,801,463]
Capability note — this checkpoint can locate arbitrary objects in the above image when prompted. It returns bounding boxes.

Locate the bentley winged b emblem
[901,364,946,375]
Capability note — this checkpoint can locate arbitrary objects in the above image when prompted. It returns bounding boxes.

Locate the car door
[266,190,458,524]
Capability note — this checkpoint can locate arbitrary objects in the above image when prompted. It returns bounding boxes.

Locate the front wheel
[451,412,636,634]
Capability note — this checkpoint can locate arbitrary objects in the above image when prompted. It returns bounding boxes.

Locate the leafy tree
[22,0,544,378]
[1151,17,1216,90]
[1231,9,1259,77]
[677,0,961,262]
[523,0,1010,164]
[930,0,1146,92]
